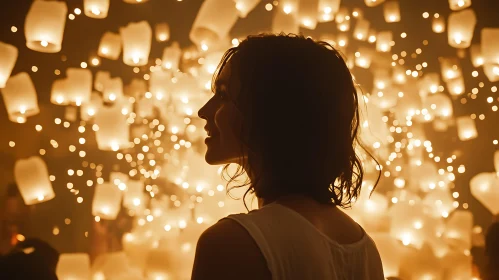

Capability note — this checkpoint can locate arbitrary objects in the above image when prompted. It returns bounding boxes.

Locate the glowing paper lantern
[84,0,109,19]
[1,72,39,123]
[103,77,124,102]
[495,150,499,173]
[121,21,152,66]
[370,87,398,109]
[481,29,499,64]
[470,172,499,214]
[337,18,350,32]
[483,64,499,83]
[365,0,385,7]
[189,0,239,51]
[94,104,130,151]
[439,57,462,82]
[318,0,340,22]
[24,0,67,53]
[0,42,18,88]
[449,0,471,11]
[446,77,465,95]
[162,42,181,71]
[355,47,373,69]
[426,93,453,119]
[432,16,445,33]
[418,72,441,96]
[280,0,299,14]
[155,23,170,42]
[471,44,484,67]
[390,201,426,249]
[353,19,370,41]
[124,180,145,211]
[94,71,110,92]
[297,0,319,29]
[456,116,477,141]
[81,92,102,121]
[56,253,90,280]
[110,172,128,189]
[51,68,92,106]
[92,252,138,280]
[443,252,472,280]
[444,210,473,251]
[423,188,455,218]
[383,0,400,23]
[92,182,123,220]
[376,31,393,52]
[370,233,404,277]
[14,156,55,205]
[123,0,149,3]
[448,9,476,49]
[98,32,121,60]
[234,0,261,18]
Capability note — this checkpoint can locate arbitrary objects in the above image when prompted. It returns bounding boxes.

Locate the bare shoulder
[191,218,272,280]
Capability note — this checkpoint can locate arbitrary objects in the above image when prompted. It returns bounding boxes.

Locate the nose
[198,97,211,120]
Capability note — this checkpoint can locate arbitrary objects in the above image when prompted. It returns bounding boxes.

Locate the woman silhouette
[193,34,384,280]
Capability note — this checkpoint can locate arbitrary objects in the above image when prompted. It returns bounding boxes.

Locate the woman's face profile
[198,60,244,165]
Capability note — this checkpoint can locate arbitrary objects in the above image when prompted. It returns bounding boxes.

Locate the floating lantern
[470,172,499,214]
[483,64,499,83]
[353,19,370,41]
[297,0,319,29]
[125,78,148,98]
[24,0,67,53]
[92,182,123,220]
[280,0,299,15]
[98,32,121,60]
[110,172,129,188]
[443,252,472,279]
[423,188,455,218]
[337,18,350,32]
[444,210,473,251]
[124,180,145,212]
[122,233,156,271]
[51,68,92,106]
[318,0,340,22]
[481,28,499,64]
[449,0,472,11]
[189,0,239,51]
[162,42,181,71]
[365,0,385,7]
[370,233,403,277]
[439,57,462,82]
[368,29,377,43]
[94,71,110,92]
[155,23,170,42]
[56,253,91,280]
[417,72,440,96]
[392,66,406,84]
[390,201,426,249]
[355,47,373,69]
[65,107,77,122]
[123,0,149,3]
[495,150,499,173]
[84,0,109,19]
[383,1,400,23]
[92,252,137,280]
[376,31,392,52]
[14,156,55,205]
[446,77,465,95]
[103,77,124,102]
[94,104,130,151]
[1,72,39,123]
[81,92,102,121]
[336,33,349,49]
[121,21,152,66]
[0,42,18,88]
[447,9,476,49]
[150,70,172,102]
[426,93,453,119]
[471,44,484,67]
[234,0,261,18]
[370,87,398,109]
[456,116,477,141]
[432,16,446,33]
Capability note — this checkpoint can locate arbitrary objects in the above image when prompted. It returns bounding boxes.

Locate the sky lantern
[417,72,441,97]
[94,71,111,92]
[444,210,473,252]
[471,44,484,67]
[446,76,465,95]
[92,252,139,280]
[318,0,340,22]
[14,156,55,205]
[189,0,239,51]
[364,0,385,7]
[495,150,499,173]
[376,31,393,52]
[92,182,123,220]
[470,172,499,215]
[448,9,476,49]
[1,72,39,123]
[355,47,373,69]
[432,16,446,33]
[84,0,109,19]
[103,77,124,103]
[98,32,121,60]
[390,201,427,249]
[155,23,170,42]
[272,8,299,35]
[56,253,91,280]
[81,92,102,121]
[124,180,145,212]
[121,21,152,66]
[24,0,67,53]
[123,0,150,3]
[423,188,455,218]
[297,0,319,29]
[150,70,172,102]
[439,57,462,82]
[0,42,18,88]
[425,93,453,119]
[448,0,472,11]
[50,68,92,106]
[162,42,181,71]
[353,18,370,41]
[383,1,400,23]
[442,252,473,279]
[234,0,261,18]
[456,116,477,141]
[94,103,130,151]
[481,28,499,82]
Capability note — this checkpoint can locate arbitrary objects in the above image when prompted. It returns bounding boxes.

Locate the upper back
[224,202,385,280]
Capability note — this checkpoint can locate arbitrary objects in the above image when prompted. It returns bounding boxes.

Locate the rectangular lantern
[446,77,465,95]
[318,0,340,22]
[94,71,110,92]
[444,210,473,251]
[365,0,385,7]
[426,93,453,119]
[65,106,77,122]
[1,72,39,123]
[162,42,181,71]
[383,1,400,23]
[354,19,370,41]
[98,32,121,60]
[121,21,152,66]
[417,72,440,96]
[81,92,102,121]
[94,104,130,151]
[56,253,91,280]
[189,0,239,51]
[297,0,319,29]
[481,28,499,80]
[155,23,170,42]
[337,19,350,32]
[123,180,145,212]
[471,44,484,67]
[234,0,261,18]
[92,182,123,220]
[51,68,92,106]
[110,172,129,189]
[376,31,393,52]
[14,156,55,205]
[24,0,67,53]
[448,9,476,49]
[439,57,462,82]
[355,47,373,69]
[432,17,445,33]
[483,64,499,83]
[150,70,172,102]
[456,116,477,141]
[103,77,124,102]
[0,42,18,88]
[449,0,472,11]
[84,0,109,19]
[392,66,407,84]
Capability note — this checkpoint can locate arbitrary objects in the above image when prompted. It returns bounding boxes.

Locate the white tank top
[223,202,385,280]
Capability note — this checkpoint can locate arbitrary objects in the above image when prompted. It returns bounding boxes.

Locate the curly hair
[212,33,379,209]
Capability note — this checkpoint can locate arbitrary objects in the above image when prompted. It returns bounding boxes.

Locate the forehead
[215,58,237,87]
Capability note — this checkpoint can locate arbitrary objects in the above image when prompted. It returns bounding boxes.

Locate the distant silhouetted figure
[483,222,499,280]
[0,238,59,280]
[193,34,384,279]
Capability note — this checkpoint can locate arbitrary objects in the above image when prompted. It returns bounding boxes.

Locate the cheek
[214,105,241,140]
